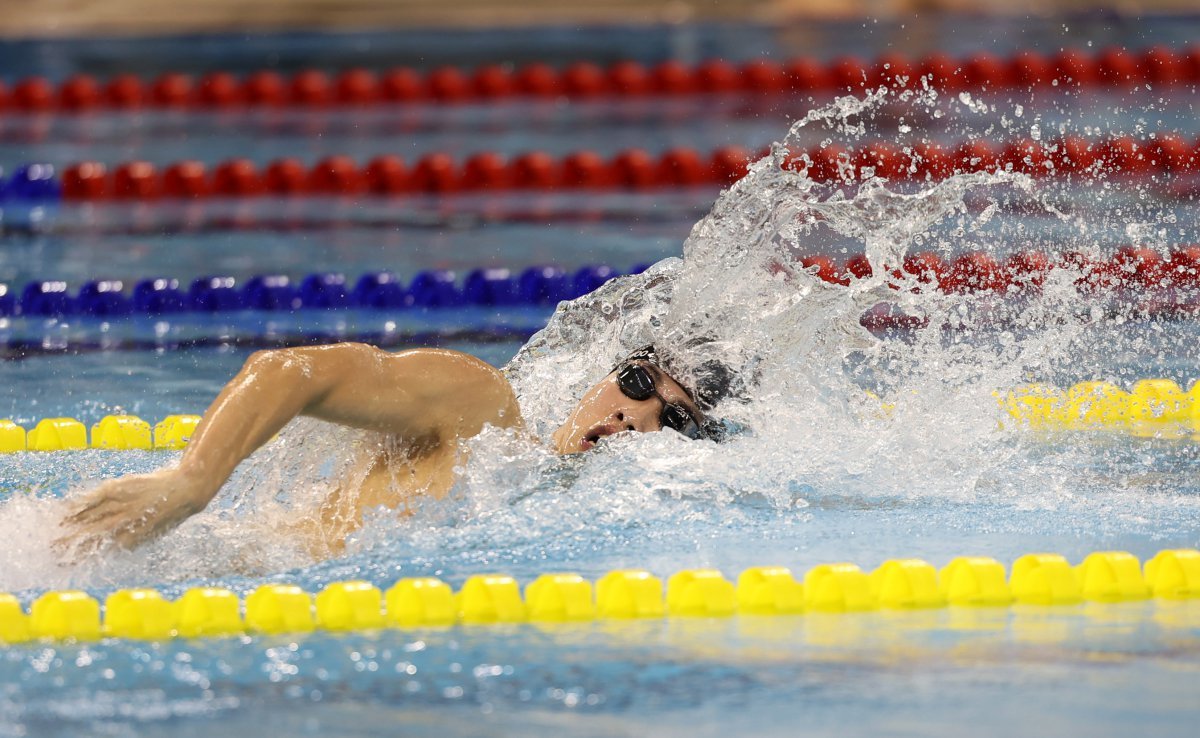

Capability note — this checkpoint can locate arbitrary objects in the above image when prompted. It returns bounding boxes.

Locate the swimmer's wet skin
[56,343,713,557]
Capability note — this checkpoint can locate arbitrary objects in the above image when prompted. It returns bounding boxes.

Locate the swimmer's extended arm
[57,344,522,553]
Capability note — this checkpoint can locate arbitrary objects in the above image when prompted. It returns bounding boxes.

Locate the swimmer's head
[551,345,736,455]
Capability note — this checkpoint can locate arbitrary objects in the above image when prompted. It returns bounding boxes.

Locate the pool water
[2,18,1200,738]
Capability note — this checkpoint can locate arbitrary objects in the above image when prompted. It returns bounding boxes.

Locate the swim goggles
[615,361,706,439]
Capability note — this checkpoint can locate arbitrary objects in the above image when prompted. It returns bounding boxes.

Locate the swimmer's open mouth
[581,423,620,451]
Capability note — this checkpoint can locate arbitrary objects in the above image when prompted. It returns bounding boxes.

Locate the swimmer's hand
[54,469,209,557]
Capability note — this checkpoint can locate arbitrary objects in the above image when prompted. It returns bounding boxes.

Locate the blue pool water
[2,18,1200,738]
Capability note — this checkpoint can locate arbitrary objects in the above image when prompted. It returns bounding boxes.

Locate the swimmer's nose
[614,404,659,433]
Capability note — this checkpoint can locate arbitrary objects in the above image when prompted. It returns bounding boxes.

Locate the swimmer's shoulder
[381,347,523,431]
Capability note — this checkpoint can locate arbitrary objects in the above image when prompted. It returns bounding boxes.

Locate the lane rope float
[0,44,1196,116]
[1,131,1197,205]
[4,245,1200,321]
[1,549,1197,644]
[0,415,200,452]
[2,376,1196,453]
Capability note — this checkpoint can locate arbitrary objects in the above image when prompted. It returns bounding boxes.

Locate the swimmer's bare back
[55,344,523,557]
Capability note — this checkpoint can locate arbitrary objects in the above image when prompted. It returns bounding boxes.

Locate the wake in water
[3,82,1199,593]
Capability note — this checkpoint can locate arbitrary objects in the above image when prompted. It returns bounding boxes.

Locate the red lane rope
[60,134,1200,201]
[4,45,1199,115]
[797,246,1200,293]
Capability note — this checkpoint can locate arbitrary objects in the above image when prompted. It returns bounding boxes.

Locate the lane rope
[4,246,1200,321]
[2,376,1197,452]
[1,549,1197,643]
[0,133,1187,204]
[0,45,1196,117]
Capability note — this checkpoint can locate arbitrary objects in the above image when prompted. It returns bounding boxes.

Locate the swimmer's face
[551,362,705,455]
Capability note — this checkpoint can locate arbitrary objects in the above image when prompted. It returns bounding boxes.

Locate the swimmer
[56,342,725,557]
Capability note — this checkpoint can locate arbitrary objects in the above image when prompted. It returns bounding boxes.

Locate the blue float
[517,266,572,305]
[132,278,187,314]
[188,277,243,312]
[352,272,409,309]
[242,275,299,311]
[408,270,461,308]
[1,164,61,202]
[463,268,517,306]
[78,280,132,316]
[20,281,74,316]
[299,273,349,309]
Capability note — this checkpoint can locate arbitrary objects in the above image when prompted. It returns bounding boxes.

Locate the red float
[562,62,607,97]
[784,57,832,91]
[243,71,287,106]
[308,155,366,195]
[336,69,380,104]
[195,72,243,107]
[1050,136,1097,175]
[12,77,55,111]
[856,141,905,179]
[1097,137,1151,176]
[1002,139,1050,177]
[59,75,102,111]
[844,254,873,279]
[657,148,708,186]
[710,146,751,184]
[426,67,471,102]
[515,64,561,97]
[1051,50,1097,86]
[806,144,851,182]
[212,159,264,196]
[917,53,960,91]
[472,65,514,98]
[61,162,109,200]
[695,59,741,93]
[651,60,695,94]
[151,73,192,107]
[1097,47,1139,86]
[963,53,1012,88]
[902,252,947,286]
[952,140,1000,174]
[740,59,786,93]
[510,151,559,189]
[1147,134,1194,172]
[912,141,951,180]
[869,53,914,89]
[113,162,160,199]
[365,155,410,194]
[1009,51,1052,88]
[799,255,842,284]
[1139,46,1184,86]
[462,152,510,190]
[610,149,659,189]
[561,151,612,188]
[105,74,145,108]
[162,161,210,198]
[829,56,869,89]
[264,159,310,195]
[607,61,651,95]
[411,153,461,193]
[290,70,333,106]
[379,68,425,102]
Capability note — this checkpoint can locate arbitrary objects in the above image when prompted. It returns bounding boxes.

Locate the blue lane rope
[0,264,646,319]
